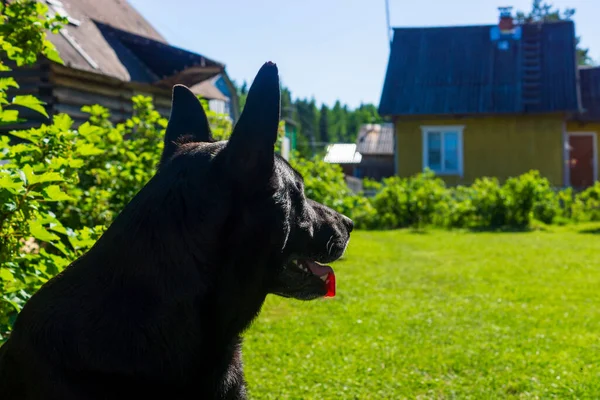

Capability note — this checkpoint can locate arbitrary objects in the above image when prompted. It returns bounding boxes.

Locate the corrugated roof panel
[578,67,600,122]
[324,144,362,164]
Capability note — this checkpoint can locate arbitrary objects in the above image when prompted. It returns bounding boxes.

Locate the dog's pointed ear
[224,62,280,180]
[160,84,212,164]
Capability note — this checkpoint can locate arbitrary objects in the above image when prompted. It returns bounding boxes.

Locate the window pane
[443,132,459,172]
[427,132,442,171]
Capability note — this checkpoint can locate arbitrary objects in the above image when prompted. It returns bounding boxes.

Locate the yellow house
[379,10,600,189]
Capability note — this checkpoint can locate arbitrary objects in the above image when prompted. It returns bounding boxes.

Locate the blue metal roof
[578,67,600,122]
[379,21,580,116]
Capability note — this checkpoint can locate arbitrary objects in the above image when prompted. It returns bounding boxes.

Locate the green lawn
[243,224,600,399]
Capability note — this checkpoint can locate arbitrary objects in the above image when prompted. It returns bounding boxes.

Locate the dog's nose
[342,216,354,233]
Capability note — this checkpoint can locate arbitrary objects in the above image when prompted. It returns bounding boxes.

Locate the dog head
[157,62,353,301]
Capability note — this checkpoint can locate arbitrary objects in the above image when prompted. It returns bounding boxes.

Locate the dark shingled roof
[379,21,580,116]
[578,66,600,122]
[94,22,224,88]
[356,124,394,155]
[44,0,224,87]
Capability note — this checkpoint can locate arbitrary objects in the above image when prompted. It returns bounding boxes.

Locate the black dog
[0,62,353,400]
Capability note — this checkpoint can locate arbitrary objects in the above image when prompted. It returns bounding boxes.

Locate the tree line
[236,83,384,158]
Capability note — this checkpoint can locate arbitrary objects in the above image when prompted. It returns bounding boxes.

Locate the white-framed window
[421,125,464,176]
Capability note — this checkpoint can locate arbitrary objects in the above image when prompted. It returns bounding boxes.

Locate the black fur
[0,62,353,400]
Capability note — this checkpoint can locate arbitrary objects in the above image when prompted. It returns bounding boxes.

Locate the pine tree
[318,104,329,143]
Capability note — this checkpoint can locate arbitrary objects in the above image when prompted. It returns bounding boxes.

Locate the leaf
[0,109,19,123]
[19,166,63,185]
[29,220,60,242]
[36,171,64,184]
[43,185,74,202]
[11,95,49,118]
[78,122,101,136]
[68,158,84,168]
[0,77,18,91]
[43,40,63,64]
[53,114,73,130]
[0,174,24,192]
[51,240,71,257]
[76,143,104,156]
[47,157,67,169]
[21,164,34,185]
[7,128,41,144]
[0,296,21,313]
[0,268,14,282]
[9,143,39,154]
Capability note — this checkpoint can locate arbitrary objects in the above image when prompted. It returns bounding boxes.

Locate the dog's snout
[342,215,354,233]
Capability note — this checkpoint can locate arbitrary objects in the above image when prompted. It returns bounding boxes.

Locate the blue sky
[129,0,599,108]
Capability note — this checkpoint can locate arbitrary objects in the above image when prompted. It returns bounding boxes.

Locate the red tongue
[306,261,336,298]
[324,272,336,298]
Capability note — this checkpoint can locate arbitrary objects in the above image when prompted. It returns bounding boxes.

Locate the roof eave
[154,65,224,89]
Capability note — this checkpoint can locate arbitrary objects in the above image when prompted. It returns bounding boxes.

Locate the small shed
[323,143,362,176]
[355,123,395,180]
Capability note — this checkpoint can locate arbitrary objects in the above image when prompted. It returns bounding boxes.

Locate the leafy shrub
[572,182,600,222]
[369,170,447,229]
[503,170,559,227]
[469,177,507,228]
[436,185,477,229]
[554,187,574,224]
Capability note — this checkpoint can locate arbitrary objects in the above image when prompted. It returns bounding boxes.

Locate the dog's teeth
[320,275,327,282]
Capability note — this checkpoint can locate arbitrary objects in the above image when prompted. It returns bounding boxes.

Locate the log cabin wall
[49,63,173,127]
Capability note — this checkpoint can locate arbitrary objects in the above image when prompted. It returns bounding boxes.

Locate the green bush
[503,170,559,227]
[369,170,447,229]
[360,170,573,231]
[572,182,600,222]
[436,185,477,229]
[469,177,507,228]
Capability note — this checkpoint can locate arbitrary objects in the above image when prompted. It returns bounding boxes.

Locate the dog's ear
[160,84,212,164]
[224,62,280,182]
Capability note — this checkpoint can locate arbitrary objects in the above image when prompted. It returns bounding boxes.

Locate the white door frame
[564,131,598,187]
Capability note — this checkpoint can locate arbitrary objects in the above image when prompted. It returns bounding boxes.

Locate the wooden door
[568,134,595,188]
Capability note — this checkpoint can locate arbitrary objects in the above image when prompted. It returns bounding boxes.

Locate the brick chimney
[498,6,515,33]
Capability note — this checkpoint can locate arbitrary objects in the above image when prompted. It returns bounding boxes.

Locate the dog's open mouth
[292,259,336,297]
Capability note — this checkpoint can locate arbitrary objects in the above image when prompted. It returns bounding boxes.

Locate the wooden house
[379,8,600,189]
[3,0,239,132]
[355,123,395,180]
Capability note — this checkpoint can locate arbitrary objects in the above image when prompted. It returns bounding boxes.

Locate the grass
[243,224,600,399]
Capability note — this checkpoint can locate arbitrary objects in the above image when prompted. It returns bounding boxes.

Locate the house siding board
[379,21,578,116]
[357,155,395,180]
[396,115,564,186]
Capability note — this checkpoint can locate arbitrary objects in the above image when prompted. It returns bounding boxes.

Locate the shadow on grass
[578,227,600,235]
[467,226,542,234]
